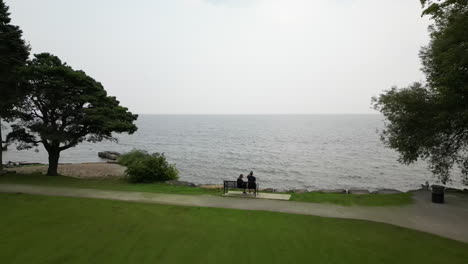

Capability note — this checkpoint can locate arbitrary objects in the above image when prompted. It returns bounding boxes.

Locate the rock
[348,189,370,195]
[286,189,307,193]
[445,187,463,193]
[4,161,19,168]
[407,188,426,193]
[165,180,196,187]
[317,189,347,194]
[98,151,121,160]
[421,181,430,190]
[371,189,402,194]
[294,189,307,194]
[199,184,223,190]
[19,162,43,166]
[2,161,42,169]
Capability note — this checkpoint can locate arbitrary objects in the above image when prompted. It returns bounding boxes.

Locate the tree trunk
[0,117,3,171]
[47,149,60,176]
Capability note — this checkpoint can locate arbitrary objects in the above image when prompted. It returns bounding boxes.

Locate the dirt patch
[6,163,126,179]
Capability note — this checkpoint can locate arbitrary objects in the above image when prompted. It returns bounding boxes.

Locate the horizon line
[134,113,381,115]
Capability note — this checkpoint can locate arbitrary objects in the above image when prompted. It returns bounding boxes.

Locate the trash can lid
[431,185,445,193]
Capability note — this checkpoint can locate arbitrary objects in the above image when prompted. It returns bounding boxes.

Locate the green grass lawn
[0,172,221,195]
[0,193,466,264]
[0,173,414,206]
[290,191,413,206]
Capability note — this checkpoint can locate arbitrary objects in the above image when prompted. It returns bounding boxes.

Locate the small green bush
[119,150,179,183]
[118,149,149,166]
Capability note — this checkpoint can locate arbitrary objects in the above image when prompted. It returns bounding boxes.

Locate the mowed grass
[0,173,221,195]
[0,193,467,264]
[0,173,414,206]
[290,192,413,206]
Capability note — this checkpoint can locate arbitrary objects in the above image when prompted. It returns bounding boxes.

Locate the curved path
[1,183,467,243]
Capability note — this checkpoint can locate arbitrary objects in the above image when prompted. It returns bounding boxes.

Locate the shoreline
[4,162,468,194]
[4,162,126,179]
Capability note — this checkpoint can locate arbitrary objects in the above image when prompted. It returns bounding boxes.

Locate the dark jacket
[247,175,256,183]
[237,178,244,188]
[247,175,256,189]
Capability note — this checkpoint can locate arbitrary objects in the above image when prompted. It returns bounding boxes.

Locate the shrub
[118,150,179,183]
[118,149,149,166]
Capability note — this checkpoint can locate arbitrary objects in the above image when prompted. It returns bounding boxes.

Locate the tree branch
[59,139,78,151]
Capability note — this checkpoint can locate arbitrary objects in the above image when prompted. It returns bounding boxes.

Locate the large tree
[0,0,30,171]
[7,53,138,175]
[373,0,468,184]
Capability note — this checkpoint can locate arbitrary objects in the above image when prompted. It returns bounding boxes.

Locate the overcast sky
[8,0,429,114]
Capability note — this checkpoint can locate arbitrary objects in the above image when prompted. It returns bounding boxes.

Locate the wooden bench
[223,180,259,197]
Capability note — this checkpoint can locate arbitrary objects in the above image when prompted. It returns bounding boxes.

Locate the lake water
[3,115,465,191]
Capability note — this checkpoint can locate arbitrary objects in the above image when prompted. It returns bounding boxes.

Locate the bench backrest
[224,181,237,188]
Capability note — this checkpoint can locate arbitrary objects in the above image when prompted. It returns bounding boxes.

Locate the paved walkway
[1,183,468,243]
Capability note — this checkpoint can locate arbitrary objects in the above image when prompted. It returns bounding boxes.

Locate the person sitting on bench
[237,174,247,194]
[247,171,256,194]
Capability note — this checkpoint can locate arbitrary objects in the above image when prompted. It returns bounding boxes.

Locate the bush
[118,150,179,183]
[118,149,149,166]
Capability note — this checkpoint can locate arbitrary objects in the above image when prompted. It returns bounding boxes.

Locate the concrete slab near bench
[224,191,291,201]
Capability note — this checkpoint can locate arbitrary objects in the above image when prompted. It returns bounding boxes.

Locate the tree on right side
[373,0,468,185]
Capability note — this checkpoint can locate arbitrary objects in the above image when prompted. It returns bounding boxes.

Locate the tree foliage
[7,53,138,175]
[118,150,179,183]
[0,0,29,170]
[0,0,29,115]
[373,0,468,184]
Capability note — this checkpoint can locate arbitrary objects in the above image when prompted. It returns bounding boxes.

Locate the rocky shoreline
[165,180,468,194]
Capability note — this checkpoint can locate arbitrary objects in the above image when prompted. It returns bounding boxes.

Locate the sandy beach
[6,162,126,179]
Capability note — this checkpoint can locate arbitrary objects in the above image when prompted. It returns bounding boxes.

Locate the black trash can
[431,185,445,204]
